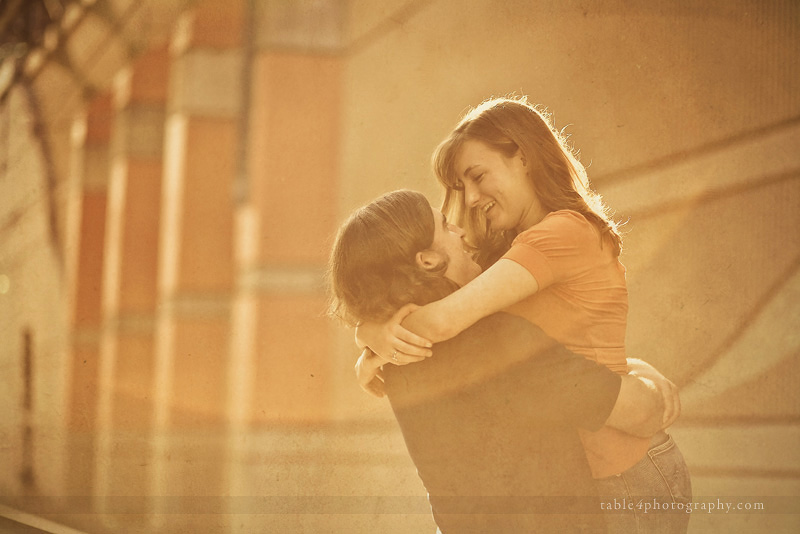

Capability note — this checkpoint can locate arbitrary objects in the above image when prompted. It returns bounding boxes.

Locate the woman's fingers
[392,337,433,358]
[375,347,428,365]
[389,318,432,357]
[384,350,427,366]
[390,305,433,351]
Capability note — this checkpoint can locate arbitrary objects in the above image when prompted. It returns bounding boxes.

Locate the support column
[93,45,170,520]
[153,2,243,521]
[157,0,241,427]
[226,2,346,520]
[235,1,344,425]
[66,92,113,496]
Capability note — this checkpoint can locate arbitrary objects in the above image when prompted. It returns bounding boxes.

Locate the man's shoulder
[414,312,566,389]
[441,312,558,362]
[385,313,551,405]
[463,312,541,334]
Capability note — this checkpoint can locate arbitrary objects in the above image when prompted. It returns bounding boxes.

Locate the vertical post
[65,91,112,498]
[227,0,347,517]
[93,44,170,524]
[153,1,244,523]
[236,0,344,425]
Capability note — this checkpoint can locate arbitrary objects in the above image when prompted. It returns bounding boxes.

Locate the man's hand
[606,375,665,438]
[627,358,681,429]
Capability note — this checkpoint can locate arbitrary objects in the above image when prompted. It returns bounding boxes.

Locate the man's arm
[627,358,681,428]
[604,375,665,438]
[468,320,668,438]
[384,313,670,439]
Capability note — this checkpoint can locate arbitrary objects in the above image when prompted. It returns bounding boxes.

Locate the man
[378,312,665,532]
[330,191,672,532]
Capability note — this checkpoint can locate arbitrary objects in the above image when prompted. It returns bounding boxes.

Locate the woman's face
[453,139,545,232]
[429,207,482,286]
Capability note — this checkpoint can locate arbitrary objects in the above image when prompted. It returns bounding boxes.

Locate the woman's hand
[355,304,433,365]
[355,348,386,397]
[627,358,681,429]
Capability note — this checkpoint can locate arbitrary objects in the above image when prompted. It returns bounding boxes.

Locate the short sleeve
[502,210,601,290]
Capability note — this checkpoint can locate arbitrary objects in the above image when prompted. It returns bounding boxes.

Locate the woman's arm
[358,259,540,362]
[407,258,540,340]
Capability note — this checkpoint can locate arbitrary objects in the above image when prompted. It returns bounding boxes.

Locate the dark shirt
[383,313,621,533]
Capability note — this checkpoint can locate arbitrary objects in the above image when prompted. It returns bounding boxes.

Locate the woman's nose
[464,182,480,208]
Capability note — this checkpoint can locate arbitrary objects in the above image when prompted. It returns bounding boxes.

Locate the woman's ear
[415,249,443,271]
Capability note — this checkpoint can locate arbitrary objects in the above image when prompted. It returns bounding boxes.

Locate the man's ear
[415,249,442,271]
[515,148,527,167]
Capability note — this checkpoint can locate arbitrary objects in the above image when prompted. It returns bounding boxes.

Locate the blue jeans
[595,432,692,533]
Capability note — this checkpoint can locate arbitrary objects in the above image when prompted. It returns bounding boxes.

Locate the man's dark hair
[327,189,459,326]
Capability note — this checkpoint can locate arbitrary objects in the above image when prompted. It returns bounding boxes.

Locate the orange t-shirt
[502,210,650,478]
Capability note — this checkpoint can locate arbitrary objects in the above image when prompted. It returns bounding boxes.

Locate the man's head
[328,189,481,326]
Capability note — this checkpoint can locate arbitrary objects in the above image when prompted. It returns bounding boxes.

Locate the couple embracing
[328,96,692,533]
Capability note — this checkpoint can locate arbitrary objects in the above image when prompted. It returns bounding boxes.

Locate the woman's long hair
[327,190,459,326]
[433,96,622,269]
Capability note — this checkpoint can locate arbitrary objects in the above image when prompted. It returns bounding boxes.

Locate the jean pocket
[649,437,692,505]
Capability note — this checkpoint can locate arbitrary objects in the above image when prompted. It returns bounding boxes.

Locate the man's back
[383,313,621,532]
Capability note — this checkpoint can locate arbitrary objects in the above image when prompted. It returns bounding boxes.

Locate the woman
[355,97,691,533]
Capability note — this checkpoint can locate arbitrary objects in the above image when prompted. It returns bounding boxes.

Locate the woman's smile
[454,139,544,232]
